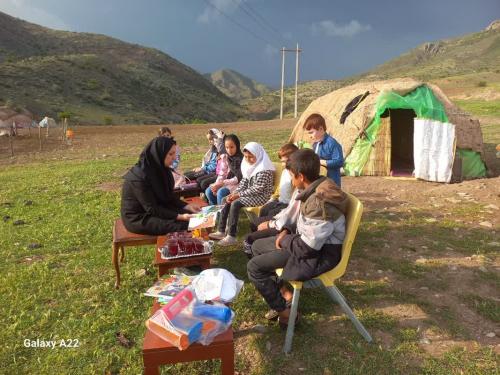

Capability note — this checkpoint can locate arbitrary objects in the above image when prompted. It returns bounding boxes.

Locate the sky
[1,0,499,87]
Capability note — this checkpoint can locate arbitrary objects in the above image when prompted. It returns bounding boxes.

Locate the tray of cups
[159,232,214,260]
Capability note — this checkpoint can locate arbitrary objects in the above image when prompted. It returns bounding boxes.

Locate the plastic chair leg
[325,285,372,343]
[283,287,301,353]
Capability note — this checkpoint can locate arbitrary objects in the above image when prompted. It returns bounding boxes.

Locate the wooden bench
[143,302,234,375]
[112,219,157,289]
[112,197,208,289]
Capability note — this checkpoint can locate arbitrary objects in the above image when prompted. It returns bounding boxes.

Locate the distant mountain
[0,11,243,124]
[245,21,500,119]
[204,69,271,102]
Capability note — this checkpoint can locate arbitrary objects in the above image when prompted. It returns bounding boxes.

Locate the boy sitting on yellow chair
[247,149,347,327]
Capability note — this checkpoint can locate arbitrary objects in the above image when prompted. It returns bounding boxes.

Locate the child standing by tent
[209,142,275,246]
[205,134,244,205]
[303,114,344,187]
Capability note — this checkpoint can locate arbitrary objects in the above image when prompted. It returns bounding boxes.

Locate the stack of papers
[188,205,224,230]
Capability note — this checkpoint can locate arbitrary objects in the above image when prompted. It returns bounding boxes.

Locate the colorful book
[144,274,196,299]
[188,205,223,231]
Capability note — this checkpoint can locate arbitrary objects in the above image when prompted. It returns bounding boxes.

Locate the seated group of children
[126,113,345,328]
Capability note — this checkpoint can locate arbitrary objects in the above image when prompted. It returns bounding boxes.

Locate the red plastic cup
[194,239,204,254]
[183,239,194,255]
[166,239,179,256]
[177,238,186,254]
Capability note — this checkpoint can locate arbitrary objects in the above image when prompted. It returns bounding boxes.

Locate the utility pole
[279,44,302,120]
[280,47,285,120]
[294,43,300,118]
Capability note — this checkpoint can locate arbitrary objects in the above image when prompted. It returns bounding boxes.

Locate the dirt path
[343,176,499,356]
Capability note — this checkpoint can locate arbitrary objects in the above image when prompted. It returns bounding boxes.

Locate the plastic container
[170,314,203,344]
[192,302,232,324]
[146,311,190,350]
[146,287,235,349]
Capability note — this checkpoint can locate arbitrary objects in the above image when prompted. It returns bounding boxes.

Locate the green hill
[0,11,243,124]
[363,21,500,81]
[204,69,271,101]
[245,21,500,119]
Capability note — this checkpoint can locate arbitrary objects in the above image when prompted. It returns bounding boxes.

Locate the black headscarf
[224,134,243,181]
[124,137,176,205]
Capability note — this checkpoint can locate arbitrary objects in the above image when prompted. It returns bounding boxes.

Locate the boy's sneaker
[242,240,253,258]
[208,231,225,240]
[218,235,238,246]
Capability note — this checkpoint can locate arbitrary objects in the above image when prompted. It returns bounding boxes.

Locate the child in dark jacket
[247,149,347,327]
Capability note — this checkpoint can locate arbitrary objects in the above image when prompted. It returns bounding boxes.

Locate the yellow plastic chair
[276,192,372,353]
[243,162,282,222]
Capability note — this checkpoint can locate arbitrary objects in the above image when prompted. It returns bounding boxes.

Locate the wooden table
[154,236,211,278]
[143,302,234,375]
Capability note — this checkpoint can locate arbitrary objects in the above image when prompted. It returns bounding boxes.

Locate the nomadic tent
[289,78,487,182]
[39,116,57,128]
[0,106,33,129]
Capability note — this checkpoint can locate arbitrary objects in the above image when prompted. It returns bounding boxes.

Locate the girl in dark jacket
[121,137,200,235]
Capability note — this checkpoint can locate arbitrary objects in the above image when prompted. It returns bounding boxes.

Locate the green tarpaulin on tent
[344,85,486,179]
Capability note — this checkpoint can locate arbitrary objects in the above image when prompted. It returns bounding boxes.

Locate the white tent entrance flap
[413,119,456,183]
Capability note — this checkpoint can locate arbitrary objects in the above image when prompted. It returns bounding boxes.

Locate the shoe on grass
[208,231,225,240]
[242,240,253,257]
[264,300,292,321]
[218,235,238,246]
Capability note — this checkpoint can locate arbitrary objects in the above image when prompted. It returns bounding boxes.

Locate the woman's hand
[193,167,202,172]
[275,230,288,250]
[177,213,194,221]
[184,204,201,213]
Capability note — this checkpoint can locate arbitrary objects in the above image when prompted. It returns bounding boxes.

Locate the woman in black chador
[121,137,200,235]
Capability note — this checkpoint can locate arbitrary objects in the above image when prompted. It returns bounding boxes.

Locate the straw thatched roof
[289,78,484,156]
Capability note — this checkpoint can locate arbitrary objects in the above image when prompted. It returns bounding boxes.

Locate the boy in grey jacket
[247,149,347,326]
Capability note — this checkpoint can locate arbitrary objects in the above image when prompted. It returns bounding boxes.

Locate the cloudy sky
[1,0,499,87]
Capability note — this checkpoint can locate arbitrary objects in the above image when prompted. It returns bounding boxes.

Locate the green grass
[463,295,500,323]
[1,124,499,374]
[453,99,500,117]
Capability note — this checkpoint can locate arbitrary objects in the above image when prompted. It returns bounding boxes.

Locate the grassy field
[0,120,498,374]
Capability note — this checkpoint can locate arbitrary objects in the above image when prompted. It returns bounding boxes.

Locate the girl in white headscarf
[210,142,275,246]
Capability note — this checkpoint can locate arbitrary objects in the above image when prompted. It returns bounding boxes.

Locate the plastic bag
[145,287,234,350]
[191,268,244,303]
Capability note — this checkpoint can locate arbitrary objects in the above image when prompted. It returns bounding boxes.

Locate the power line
[238,0,287,44]
[230,0,287,46]
[202,0,278,49]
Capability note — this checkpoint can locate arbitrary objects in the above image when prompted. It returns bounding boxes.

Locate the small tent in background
[289,78,487,183]
[39,116,56,128]
[0,106,33,135]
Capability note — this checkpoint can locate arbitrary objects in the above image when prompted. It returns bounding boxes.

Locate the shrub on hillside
[58,111,72,120]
